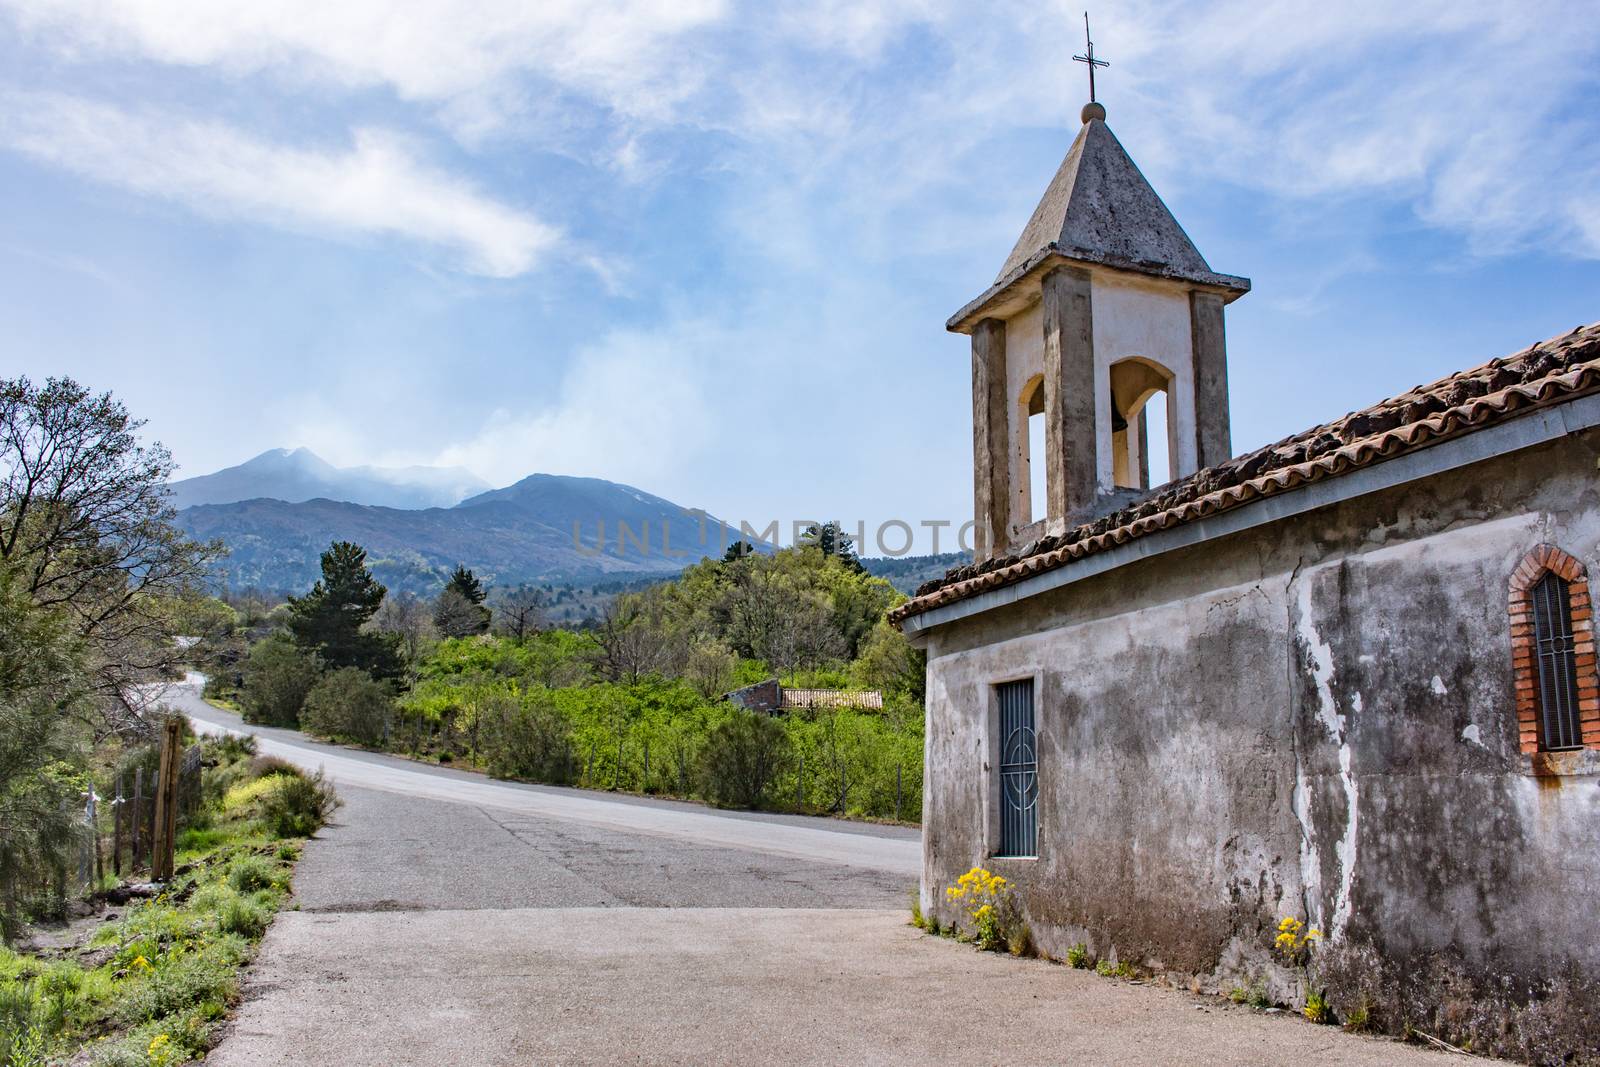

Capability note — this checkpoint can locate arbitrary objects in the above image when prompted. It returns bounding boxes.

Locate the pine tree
[804,521,866,574]
[287,541,399,675]
[446,564,487,605]
[434,564,490,637]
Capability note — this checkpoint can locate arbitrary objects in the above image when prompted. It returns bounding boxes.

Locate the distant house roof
[780,688,884,711]
[891,320,1600,627]
[725,680,884,713]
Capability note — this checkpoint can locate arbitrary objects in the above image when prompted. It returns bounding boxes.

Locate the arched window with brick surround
[1509,546,1600,753]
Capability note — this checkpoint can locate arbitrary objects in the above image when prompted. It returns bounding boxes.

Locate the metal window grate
[997,679,1038,857]
[1531,572,1584,750]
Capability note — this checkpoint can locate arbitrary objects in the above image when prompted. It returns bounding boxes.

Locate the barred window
[1509,546,1597,755]
[1531,571,1584,750]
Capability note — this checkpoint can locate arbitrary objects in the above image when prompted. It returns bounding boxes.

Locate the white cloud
[7,0,1597,261]
[431,324,720,490]
[1,0,726,123]
[0,92,558,275]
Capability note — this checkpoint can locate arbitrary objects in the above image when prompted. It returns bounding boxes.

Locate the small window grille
[1531,571,1584,750]
[996,679,1037,857]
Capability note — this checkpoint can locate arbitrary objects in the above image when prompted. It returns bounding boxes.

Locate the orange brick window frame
[1509,545,1600,753]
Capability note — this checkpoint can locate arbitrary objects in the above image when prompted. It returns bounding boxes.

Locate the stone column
[971,318,1010,561]
[1135,408,1151,490]
[1190,291,1232,469]
[1043,266,1096,522]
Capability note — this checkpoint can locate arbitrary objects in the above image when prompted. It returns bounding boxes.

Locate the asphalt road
[165,680,1463,1066]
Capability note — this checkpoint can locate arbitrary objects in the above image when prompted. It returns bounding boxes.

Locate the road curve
[160,677,922,879]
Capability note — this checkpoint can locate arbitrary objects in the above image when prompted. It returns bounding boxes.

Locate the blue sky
[3,1,1598,553]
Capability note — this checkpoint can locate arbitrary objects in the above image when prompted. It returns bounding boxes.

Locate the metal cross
[1072,12,1109,103]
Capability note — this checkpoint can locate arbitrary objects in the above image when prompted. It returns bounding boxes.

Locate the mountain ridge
[169,447,491,511]
[174,466,754,595]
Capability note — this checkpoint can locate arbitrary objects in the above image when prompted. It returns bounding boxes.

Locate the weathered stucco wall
[921,428,1600,991]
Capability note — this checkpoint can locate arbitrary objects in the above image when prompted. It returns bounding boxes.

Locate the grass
[0,736,329,1066]
[1228,977,1273,1009]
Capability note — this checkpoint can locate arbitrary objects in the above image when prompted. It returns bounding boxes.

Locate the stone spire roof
[995,103,1238,290]
[947,104,1246,333]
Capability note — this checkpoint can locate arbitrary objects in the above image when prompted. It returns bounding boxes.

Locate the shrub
[261,768,340,838]
[222,778,279,817]
[248,755,303,780]
[239,635,319,727]
[1066,943,1090,969]
[699,709,789,809]
[210,734,257,762]
[226,856,279,894]
[476,692,576,783]
[216,895,268,939]
[116,953,236,1026]
[299,668,393,746]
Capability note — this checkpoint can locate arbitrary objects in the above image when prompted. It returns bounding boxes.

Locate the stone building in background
[896,97,1600,1039]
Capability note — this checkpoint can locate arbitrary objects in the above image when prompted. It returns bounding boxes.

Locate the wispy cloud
[1,0,726,124]
[6,1,1598,261]
[0,92,558,275]
[431,322,721,490]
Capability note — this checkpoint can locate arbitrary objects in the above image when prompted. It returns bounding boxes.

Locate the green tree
[802,521,865,574]
[445,564,487,606]
[0,563,86,938]
[852,619,926,700]
[434,566,490,638]
[477,690,576,783]
[722,540,755,562]
[300,667,394,746]
[0,375,221,729]
[700,709,790,809]
[287,541,399,676]
[239,634,321,727]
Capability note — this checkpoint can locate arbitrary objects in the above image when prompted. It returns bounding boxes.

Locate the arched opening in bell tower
[1017,374,1047,527]
[1110,357,1175,492]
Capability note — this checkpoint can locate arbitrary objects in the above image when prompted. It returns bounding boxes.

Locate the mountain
[168,448,491,511]
[861,552,972,595]
[176,472,753,594]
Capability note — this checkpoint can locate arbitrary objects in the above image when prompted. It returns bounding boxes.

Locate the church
[894,93,1600,1032]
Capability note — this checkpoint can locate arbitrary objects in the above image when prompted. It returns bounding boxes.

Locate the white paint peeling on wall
[1432,675,1448,695]
[1292,572,1360,941]
[1290,761,1322,929]
[1461,723,1484,747]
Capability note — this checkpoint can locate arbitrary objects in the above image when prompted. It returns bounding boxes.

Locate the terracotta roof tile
[892,320,1600,626]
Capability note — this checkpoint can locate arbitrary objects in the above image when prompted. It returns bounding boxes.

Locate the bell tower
[955,100,1250,562]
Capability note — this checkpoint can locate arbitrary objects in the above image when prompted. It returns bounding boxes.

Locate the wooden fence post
[151,719,181,882]
[91,785,103,889]
[113,774,124,877]
[132,767,143,871]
